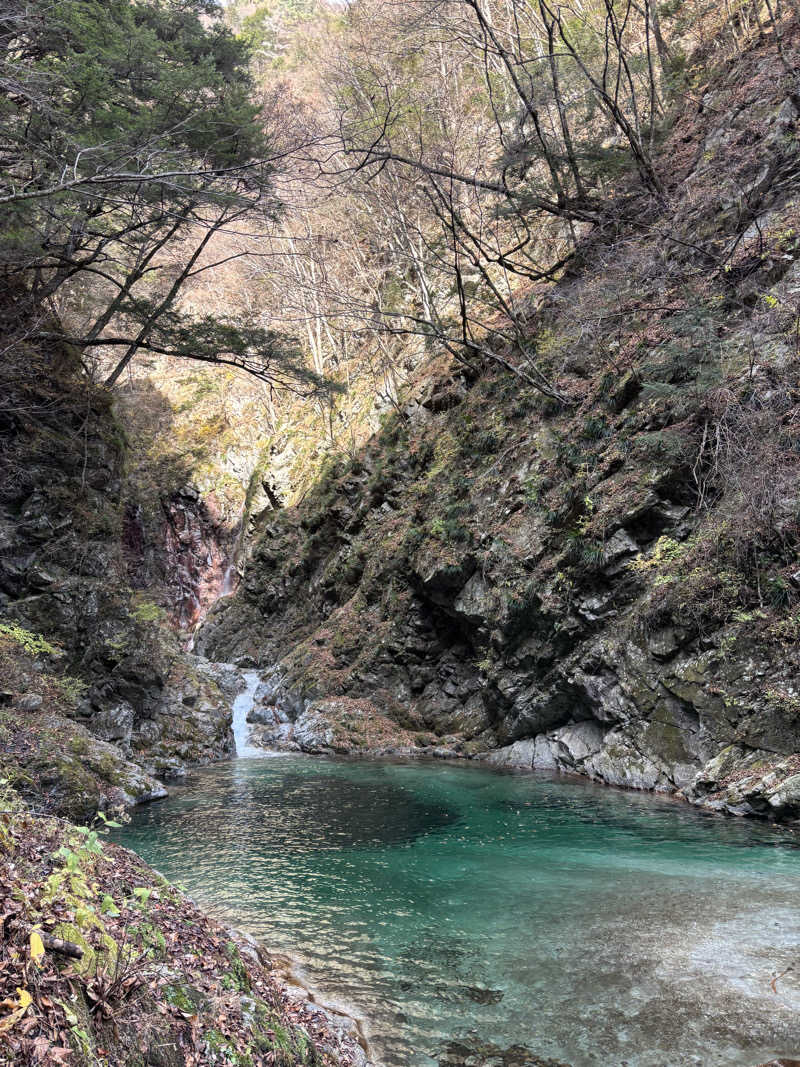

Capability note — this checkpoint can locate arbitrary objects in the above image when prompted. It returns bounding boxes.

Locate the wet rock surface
[238,668,427,756]
[439,1041,569,1067]
[161,485,235,632]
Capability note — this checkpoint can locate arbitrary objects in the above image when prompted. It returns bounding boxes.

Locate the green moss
[224,941,252,992]
[53,919,118,977]
[130,599,166,625]
[641,719,690,765]
[54,675,89,705]
[250,1002,318,1064]
[54,758,95,794]
[205,1027,250,1065]
[164,981,207,1013]
[428,516,470,543]
[59,989,97,1065]
[131,920,167,958]
[94,753,127,785]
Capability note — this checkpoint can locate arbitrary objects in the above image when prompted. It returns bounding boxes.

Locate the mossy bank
[0,800,366,1065]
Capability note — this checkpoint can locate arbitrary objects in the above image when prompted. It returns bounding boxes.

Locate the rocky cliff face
[0,331,237,817]
[199,24,800,821]
[125,483,234,635]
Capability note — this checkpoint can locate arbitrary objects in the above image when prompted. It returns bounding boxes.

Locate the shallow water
[116,757,800,1066]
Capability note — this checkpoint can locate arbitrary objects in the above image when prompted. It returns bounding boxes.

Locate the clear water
[115,757,800,1067]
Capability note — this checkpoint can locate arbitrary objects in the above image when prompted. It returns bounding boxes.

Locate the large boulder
[91,702,135,754]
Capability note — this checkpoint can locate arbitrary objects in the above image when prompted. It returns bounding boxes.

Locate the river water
[115,756,800,1066]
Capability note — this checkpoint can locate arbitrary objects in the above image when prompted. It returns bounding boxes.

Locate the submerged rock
[463,986,504,1004]
[439,1039,569,1067]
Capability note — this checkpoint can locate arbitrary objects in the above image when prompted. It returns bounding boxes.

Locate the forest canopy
[2,0,791,406]
[0,0,323,391]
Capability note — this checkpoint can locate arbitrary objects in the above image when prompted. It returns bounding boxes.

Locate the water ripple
[117,756,800,1067]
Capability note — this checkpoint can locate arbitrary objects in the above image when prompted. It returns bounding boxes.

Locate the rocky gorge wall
[199,21,800,822]
[0,331,240,818]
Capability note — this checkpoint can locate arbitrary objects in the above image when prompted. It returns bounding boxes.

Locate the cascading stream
[185,561,237,652]
[231,669,268,758]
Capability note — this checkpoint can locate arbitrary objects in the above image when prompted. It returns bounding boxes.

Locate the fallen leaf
[29,930,45,965]
[0,987,33,1034]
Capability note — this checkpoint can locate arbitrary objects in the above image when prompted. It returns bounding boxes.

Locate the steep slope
[199,20,800,820]
[0,328,236,818]
[0,802,365,1066]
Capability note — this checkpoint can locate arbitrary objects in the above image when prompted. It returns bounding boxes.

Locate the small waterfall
[219,562,237,597]
[185,560,237,651]
[232,669,268,758]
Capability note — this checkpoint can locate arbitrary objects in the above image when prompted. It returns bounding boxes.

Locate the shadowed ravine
[115,754,800,1067]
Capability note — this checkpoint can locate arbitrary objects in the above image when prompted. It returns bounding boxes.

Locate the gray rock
[92,702,135,749]
[256,671,307,720]
[124,779,169,805]
[550,721,605,764]
[18,693,43,711]
[293,707,335,752]
[246,704,278,725]
[486,737,557,771]
[486,721,605,776]
[485,742,535,769]
[415,556,476,605]
[79,730,168,807]
[452,573,494,626]
[141,756,187,782]
[766,773,800,812]
[135,719,163,746]
[489,672,573,740]
[687,748,800,818]
[773,96,799,129]
[582,728,669,791]
[252,721,295,748]
[571,660,639,724]
[254,677,282,706]
[602,528,639,573]
[647,628,682,661]
[575,593,616,623]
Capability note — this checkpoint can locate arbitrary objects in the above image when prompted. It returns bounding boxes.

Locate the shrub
[0,620,60,657]
[130,600,166,625]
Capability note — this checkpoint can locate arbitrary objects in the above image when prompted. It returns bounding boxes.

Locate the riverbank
[0,800,368,1066]
[269,952,374,1064]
